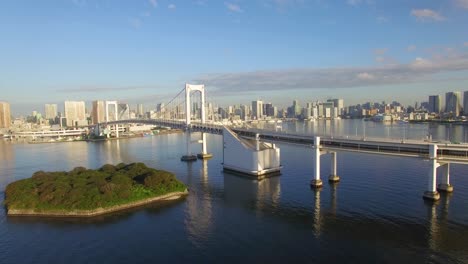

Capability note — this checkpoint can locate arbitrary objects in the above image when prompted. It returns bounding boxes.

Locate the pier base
[197,153,213,159]
[181,155,197,162]
[310,179,323,189]
[437,183,454,193]
[423,191,440,201]
[328,175,340,183]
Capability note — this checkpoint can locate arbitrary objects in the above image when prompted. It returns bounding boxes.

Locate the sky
[1,0,468,115]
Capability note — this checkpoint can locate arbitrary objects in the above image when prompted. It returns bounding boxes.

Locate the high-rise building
[293,100,301,116]
[264,103,274,117]
[137,104,144,117]
[328,99,344,116]
[464,91,468,116]
[252,100,263,120]
[64,101,86,127]
[92,100,106,124]
[44,104,58,119]
[0,102,11,128]
[445,92,461,116]
[428,95,441,113]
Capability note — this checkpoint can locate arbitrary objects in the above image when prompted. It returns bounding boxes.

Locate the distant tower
[464,91,468,116]
[445,92,461,116]
[428,95,441,113]
[0,102,11,128]
[252,100,263,120]
[44,104,58,119]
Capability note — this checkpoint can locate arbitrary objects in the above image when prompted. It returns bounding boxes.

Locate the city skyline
[2,0,468,114]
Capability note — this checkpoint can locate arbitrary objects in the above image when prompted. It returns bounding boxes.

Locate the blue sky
[1,0,468,115]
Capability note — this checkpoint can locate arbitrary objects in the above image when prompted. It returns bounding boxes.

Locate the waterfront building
[252,100,263,120]
[327,99,344,116]
[44,104,58,120]
[428,95,441,113]
[137,104,144,117]
[293,100,301,116]
[464,91,468,116]
[0,102,11,128]
[91,100,106,124]
[445,92,462,116]
[64,101,86,127]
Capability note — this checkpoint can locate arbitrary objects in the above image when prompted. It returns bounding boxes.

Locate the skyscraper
[64,101,86,127]
[445,92,461,116]
[0,102,11,128]
[92,100,106,124]
[252,100,263,120]
[428,95,441,113]
[328,99,344,116]
[137,104,144,117]
[44,104,58,119]
[464,91,468,116]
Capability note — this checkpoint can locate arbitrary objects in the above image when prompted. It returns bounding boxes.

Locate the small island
[4,163,188,217]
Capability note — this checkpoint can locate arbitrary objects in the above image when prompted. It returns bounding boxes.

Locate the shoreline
[7,189,188,218]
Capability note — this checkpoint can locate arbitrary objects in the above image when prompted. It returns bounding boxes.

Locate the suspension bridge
[97,83,468,202]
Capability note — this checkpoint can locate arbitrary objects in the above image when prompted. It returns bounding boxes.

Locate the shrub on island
[4,163,187,214]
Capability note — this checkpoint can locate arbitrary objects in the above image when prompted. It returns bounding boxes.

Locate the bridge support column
[437,163,453,193]
[423,144,440,201]
[181,131,197,162]
[328,152,340,183]
[197,132,213,159]
[310,136,323,188]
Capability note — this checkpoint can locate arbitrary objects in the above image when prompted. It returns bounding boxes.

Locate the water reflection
[185,160,213,246]
[312,189,322,237]
[223,173,281,211]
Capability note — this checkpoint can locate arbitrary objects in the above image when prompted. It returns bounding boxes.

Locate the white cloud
[356,72,375,80]
[407,45,417,52]
[373,48,388,55]
[149,0,158,8]
[411,9,445,22]
[168,4,176,9]
[128,18,142,29]
[377,16,389,23]
[456,0,468,9]
[195,54,468,93]
[225,2,243,12]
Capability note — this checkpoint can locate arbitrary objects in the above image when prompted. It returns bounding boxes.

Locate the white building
[64,101,86,127]
[44,104,57,119]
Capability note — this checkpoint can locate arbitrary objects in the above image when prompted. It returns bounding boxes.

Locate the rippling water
[1,121,468,263]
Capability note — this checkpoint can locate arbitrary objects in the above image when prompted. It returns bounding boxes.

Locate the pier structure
[423,144,454,201]
[310,136,340,188]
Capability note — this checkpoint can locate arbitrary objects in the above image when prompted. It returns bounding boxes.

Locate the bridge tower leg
[311,136,323,188]
[423,144,440,201]
[437,163,454,193]
[181,131,197,162]
[328,152,340,183]
[197,132,213,159]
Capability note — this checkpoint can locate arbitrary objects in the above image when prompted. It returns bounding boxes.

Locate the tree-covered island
[4,163,188,217]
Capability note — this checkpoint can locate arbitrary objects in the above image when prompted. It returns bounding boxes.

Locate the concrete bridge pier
[310,136,323,188]
[437,163,454,193]
[181,131,197,162]
[328,152,340,183]
[423,144,441,201]
[197,132,213,159]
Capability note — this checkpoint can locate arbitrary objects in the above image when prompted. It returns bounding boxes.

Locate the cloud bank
[195,54,468,93]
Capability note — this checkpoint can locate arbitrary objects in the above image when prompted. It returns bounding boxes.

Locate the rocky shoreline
[7,189,188,217]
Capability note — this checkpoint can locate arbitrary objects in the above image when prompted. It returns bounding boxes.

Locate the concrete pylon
[310,136,323,188]
[437,163,454,193]
[328,152,340,183]
[423,144,440,201]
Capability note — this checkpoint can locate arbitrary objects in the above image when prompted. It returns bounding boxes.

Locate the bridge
[95,83,468,201]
